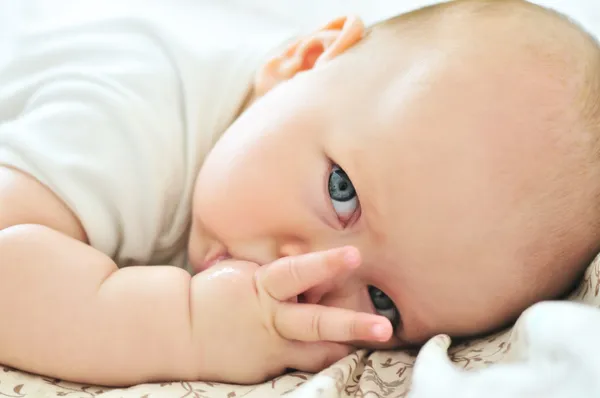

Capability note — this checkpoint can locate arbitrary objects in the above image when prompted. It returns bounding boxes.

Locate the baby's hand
[190,247,393,384]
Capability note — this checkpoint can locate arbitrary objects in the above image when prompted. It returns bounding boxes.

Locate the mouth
[200,250,231,271]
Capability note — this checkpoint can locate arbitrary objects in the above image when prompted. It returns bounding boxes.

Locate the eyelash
[327,163,361,227]
[325,164,398,328]
[368,286,401,328]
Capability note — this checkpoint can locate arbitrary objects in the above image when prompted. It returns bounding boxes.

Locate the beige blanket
[2,1,600,396]
[2,255,598,398]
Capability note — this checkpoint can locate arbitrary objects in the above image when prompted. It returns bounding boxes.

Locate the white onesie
[0,0,295,268]
[0,0,597,270]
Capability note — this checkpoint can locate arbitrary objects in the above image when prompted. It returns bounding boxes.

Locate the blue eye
[368,286,400,326]
[328,165,359,221]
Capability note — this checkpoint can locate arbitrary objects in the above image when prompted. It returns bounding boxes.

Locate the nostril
[297,294,307,303]
[277,239,309,258]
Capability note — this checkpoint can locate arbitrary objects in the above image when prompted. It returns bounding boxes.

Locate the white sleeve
[0,22,186,265]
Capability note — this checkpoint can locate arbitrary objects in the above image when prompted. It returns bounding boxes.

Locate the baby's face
[189,27,583,347]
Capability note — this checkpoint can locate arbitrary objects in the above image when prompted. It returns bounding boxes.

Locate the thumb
[286,341,354,373]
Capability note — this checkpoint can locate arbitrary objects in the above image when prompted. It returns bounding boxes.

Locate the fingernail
[371,324,390,341]
[343,247,360,267]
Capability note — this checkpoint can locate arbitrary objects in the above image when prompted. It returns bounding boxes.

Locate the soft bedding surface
[3,1,600,397]
[2,255,599,398]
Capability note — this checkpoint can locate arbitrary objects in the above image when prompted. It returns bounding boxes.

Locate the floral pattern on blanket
[2,255,599,398]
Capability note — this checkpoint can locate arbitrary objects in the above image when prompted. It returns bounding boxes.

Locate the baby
[1,0,599,388]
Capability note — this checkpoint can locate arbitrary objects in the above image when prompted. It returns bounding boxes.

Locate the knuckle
[286,255,303,285]
[310,311,324,340]
[255,263,279,300]
[347,316,358,340]
[253,267,268,296]
[265,304,284,340]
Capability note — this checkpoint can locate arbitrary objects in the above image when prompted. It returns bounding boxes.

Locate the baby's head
[189,0,600,347]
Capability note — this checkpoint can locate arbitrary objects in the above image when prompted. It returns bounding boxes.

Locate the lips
[200,250,231,271]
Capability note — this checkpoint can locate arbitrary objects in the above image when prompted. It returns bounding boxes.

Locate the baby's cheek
[193,177,251,239]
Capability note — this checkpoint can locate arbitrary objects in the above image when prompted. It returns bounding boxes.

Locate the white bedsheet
[1,1,599,397]
[408,302,600,398]
[288,284,600,398]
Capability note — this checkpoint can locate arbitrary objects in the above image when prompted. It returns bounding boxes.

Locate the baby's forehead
[347,56,561,150]
[315,1,593,198]
[335,56,579,225]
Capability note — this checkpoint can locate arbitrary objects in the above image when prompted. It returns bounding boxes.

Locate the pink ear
[315,16,365,67]
[253,15,365,97]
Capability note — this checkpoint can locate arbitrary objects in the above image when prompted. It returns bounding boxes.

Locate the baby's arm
[0,167,388,386]
[0,224,198,385]
[0,167,199,385]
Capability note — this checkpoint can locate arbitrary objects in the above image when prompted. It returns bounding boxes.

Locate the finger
[286,341,353,373]
[256,246,360,302]
[275,302,393,343]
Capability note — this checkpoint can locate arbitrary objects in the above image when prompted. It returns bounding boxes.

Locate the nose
[277,238,310,258]
[229,237,310,265]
